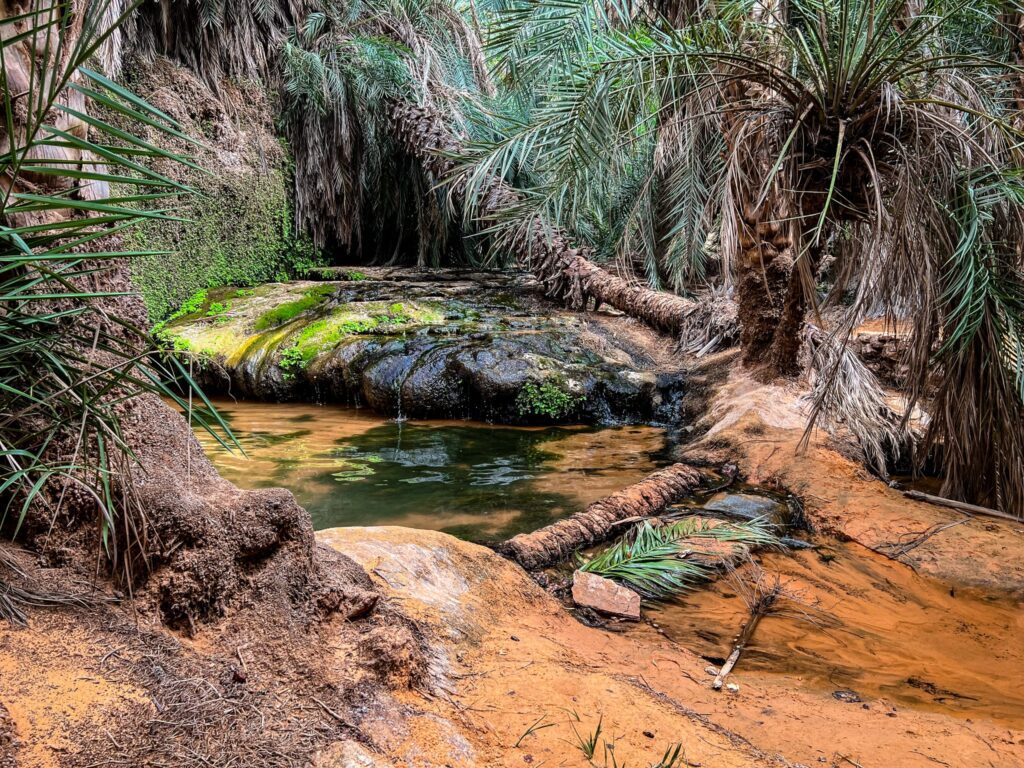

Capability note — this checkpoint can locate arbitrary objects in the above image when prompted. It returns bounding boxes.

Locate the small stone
[726,682,740,693]
[703,493,783,521]
[704,666,718,676]
[643,731,655,739]
[571,571,641,620]
[832,689,862,703]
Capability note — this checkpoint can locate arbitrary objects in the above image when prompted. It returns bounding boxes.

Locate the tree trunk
[735,201,797,371]
[724,77,805,377]
[498,463,703,570]
[388,101,701,337]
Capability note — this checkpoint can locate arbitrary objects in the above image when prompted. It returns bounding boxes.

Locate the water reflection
[184,399,672,541]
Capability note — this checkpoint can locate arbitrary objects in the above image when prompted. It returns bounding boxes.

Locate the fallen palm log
[903,490,1022,523]
[498,463,704,570]
[389,101,733,343]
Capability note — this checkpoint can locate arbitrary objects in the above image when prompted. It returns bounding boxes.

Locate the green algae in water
[185,400,672,543]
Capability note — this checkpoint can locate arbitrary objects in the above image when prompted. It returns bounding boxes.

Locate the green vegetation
[127,165,325,321]
[254,285,337,331]
[0,0,233,599]
[276,300,444,374]
[578,519,779,599]
[557,711,685,768]
[570,713,601,760]
[516,381,584,420]
[278,346,306,378]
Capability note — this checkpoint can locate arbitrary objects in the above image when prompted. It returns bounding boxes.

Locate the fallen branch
[712,567,781,691]
[903,490,1021,523]
[712,603,771,691]
[498,464,704,570]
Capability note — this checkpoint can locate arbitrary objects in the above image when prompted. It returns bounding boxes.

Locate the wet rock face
[165,269,686,425]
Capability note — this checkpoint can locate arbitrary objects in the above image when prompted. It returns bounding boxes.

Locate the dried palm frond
[801,325,912,475]
[134,0,491,263]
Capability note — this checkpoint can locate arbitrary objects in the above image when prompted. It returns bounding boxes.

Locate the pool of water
[184,398,674,541]
[180,398,1024,726]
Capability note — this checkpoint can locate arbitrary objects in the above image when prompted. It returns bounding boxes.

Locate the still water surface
[185,398,1024,725]
[187,398,673,541]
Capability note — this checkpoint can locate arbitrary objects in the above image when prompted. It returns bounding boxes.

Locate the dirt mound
[0,547,422,768]
[4,521,1022,767]
[680,358,1024,595]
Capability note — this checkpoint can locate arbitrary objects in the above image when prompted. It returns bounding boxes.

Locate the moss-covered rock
[163,270,687,425]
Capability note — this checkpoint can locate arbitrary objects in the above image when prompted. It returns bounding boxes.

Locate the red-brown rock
[571,571,641,620]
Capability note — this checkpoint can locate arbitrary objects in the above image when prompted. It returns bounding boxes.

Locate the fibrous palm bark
[499,463,703,570]
[389,101,704,337]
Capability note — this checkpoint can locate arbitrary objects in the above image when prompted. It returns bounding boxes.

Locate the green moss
[254,285,337,331]
[151,289,209,347]
[128,163,327,321]
[275,300,446,373]
[279,345,305,379]
[516,380,584,419]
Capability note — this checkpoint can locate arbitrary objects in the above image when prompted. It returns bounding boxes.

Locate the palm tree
[277,0,708,332]
[0,0,381,628]
[129,0,1024,513]
[453,0,1024,513]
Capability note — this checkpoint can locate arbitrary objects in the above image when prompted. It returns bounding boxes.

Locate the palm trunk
[735,196,798,370]
[389,101,700,336]
[498,463,703,570]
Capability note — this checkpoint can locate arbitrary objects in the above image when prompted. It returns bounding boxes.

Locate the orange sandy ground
[3,362,1023,767]
[317,524,1024,767]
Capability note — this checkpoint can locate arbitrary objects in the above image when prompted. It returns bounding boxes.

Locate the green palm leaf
[578,517,779,599]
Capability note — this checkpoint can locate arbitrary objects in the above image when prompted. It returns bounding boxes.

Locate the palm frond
[578,517,779,599]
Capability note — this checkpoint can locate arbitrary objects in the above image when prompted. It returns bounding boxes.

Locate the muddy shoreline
[4,309,1024,767]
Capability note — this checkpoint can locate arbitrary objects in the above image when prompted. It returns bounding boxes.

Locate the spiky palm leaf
[578,517,778,599]
[1,0,233,585]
